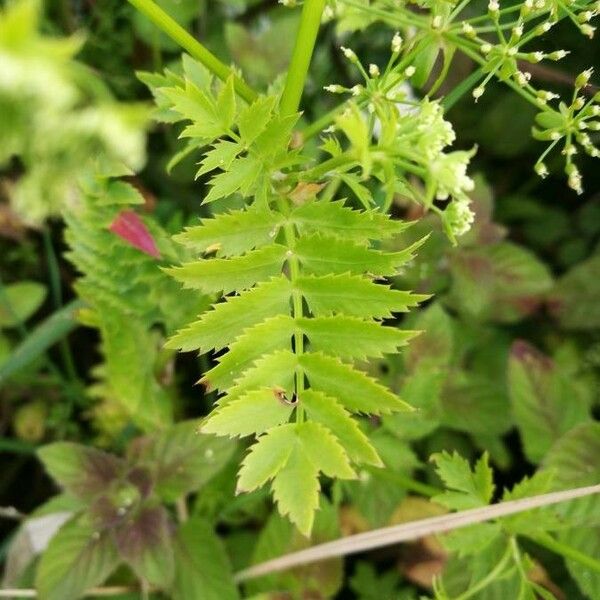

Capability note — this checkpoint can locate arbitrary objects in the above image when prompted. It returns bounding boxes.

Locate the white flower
[341,46,358,62]
[581,24,596,38]
[534,162,549,178]
[462,22,475,37]
[444,197,476,237]
[369,63,380,77]
[576,68,593,88]
[567,166,583,194]
[405,66,416,77]
[391,32,403,53]
[431,150,476,205]
[472,86,485,101]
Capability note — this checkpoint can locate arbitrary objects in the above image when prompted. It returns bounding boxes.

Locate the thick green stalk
[127,0,257,103]
[279,0,327,116]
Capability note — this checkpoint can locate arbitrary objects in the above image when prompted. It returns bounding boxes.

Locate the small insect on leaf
[109,210,161,259]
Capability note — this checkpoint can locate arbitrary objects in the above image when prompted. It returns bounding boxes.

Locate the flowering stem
[280,0,327,116]
[127,0,257,103]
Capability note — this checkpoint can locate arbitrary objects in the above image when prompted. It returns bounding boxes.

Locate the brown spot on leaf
[273,386,297,405]
[290,182,325,205]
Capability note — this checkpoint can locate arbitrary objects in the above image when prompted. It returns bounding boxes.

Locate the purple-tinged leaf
[113,504,175,587]
[37,443,125,501]
[109,210,161,258]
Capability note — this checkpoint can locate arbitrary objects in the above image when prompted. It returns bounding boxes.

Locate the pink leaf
[109,211,160,259]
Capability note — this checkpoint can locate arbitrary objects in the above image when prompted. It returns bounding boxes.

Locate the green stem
[127,0,257,103]
[278,199,305,420]
[279,0,327,116]
[455,543,514,600]
[527,532,600,575]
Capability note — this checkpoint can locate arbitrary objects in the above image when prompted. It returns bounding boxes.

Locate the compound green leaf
[238,95,277,146]
[216,75,236,131]
[301,316,417,360]
[162,83,222,139]
[204,155,262,203]
[294,235,413,277]
[271,422,355,534]
[202,388,295,438]
[219,350,296,404]
[174,206,283,256]
[296,421,356,479]
[271,440,319,536]
[297,274,427,318]
[431,451,494,510]
[166,276,291,352]
[300,352,412,415]
[195,140,242,179]
[292,199,409,243]
[167,244,287,294]
[237,424,296,493]
[301,389,381,466]
[205,315,294,391]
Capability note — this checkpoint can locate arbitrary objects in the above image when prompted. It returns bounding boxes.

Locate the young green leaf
[301,389,382,467]
[216,75,236,131]
[269,422,355,534]
[237,424,296,493]
[204,315,294,391]
[167,244,288,294]
[300,352,412,415]
[174,206,282,256]
[203,156,262,204]
[294,234,417,277]
[431,451,495,510]
[219,350,297,404]
[297,274,427,318]
[301,316,417,360]
[166,276,292,352]
[292,199,409,243]
[202,388,295,438]
[195,140,243,179]
[238,95,277,146]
